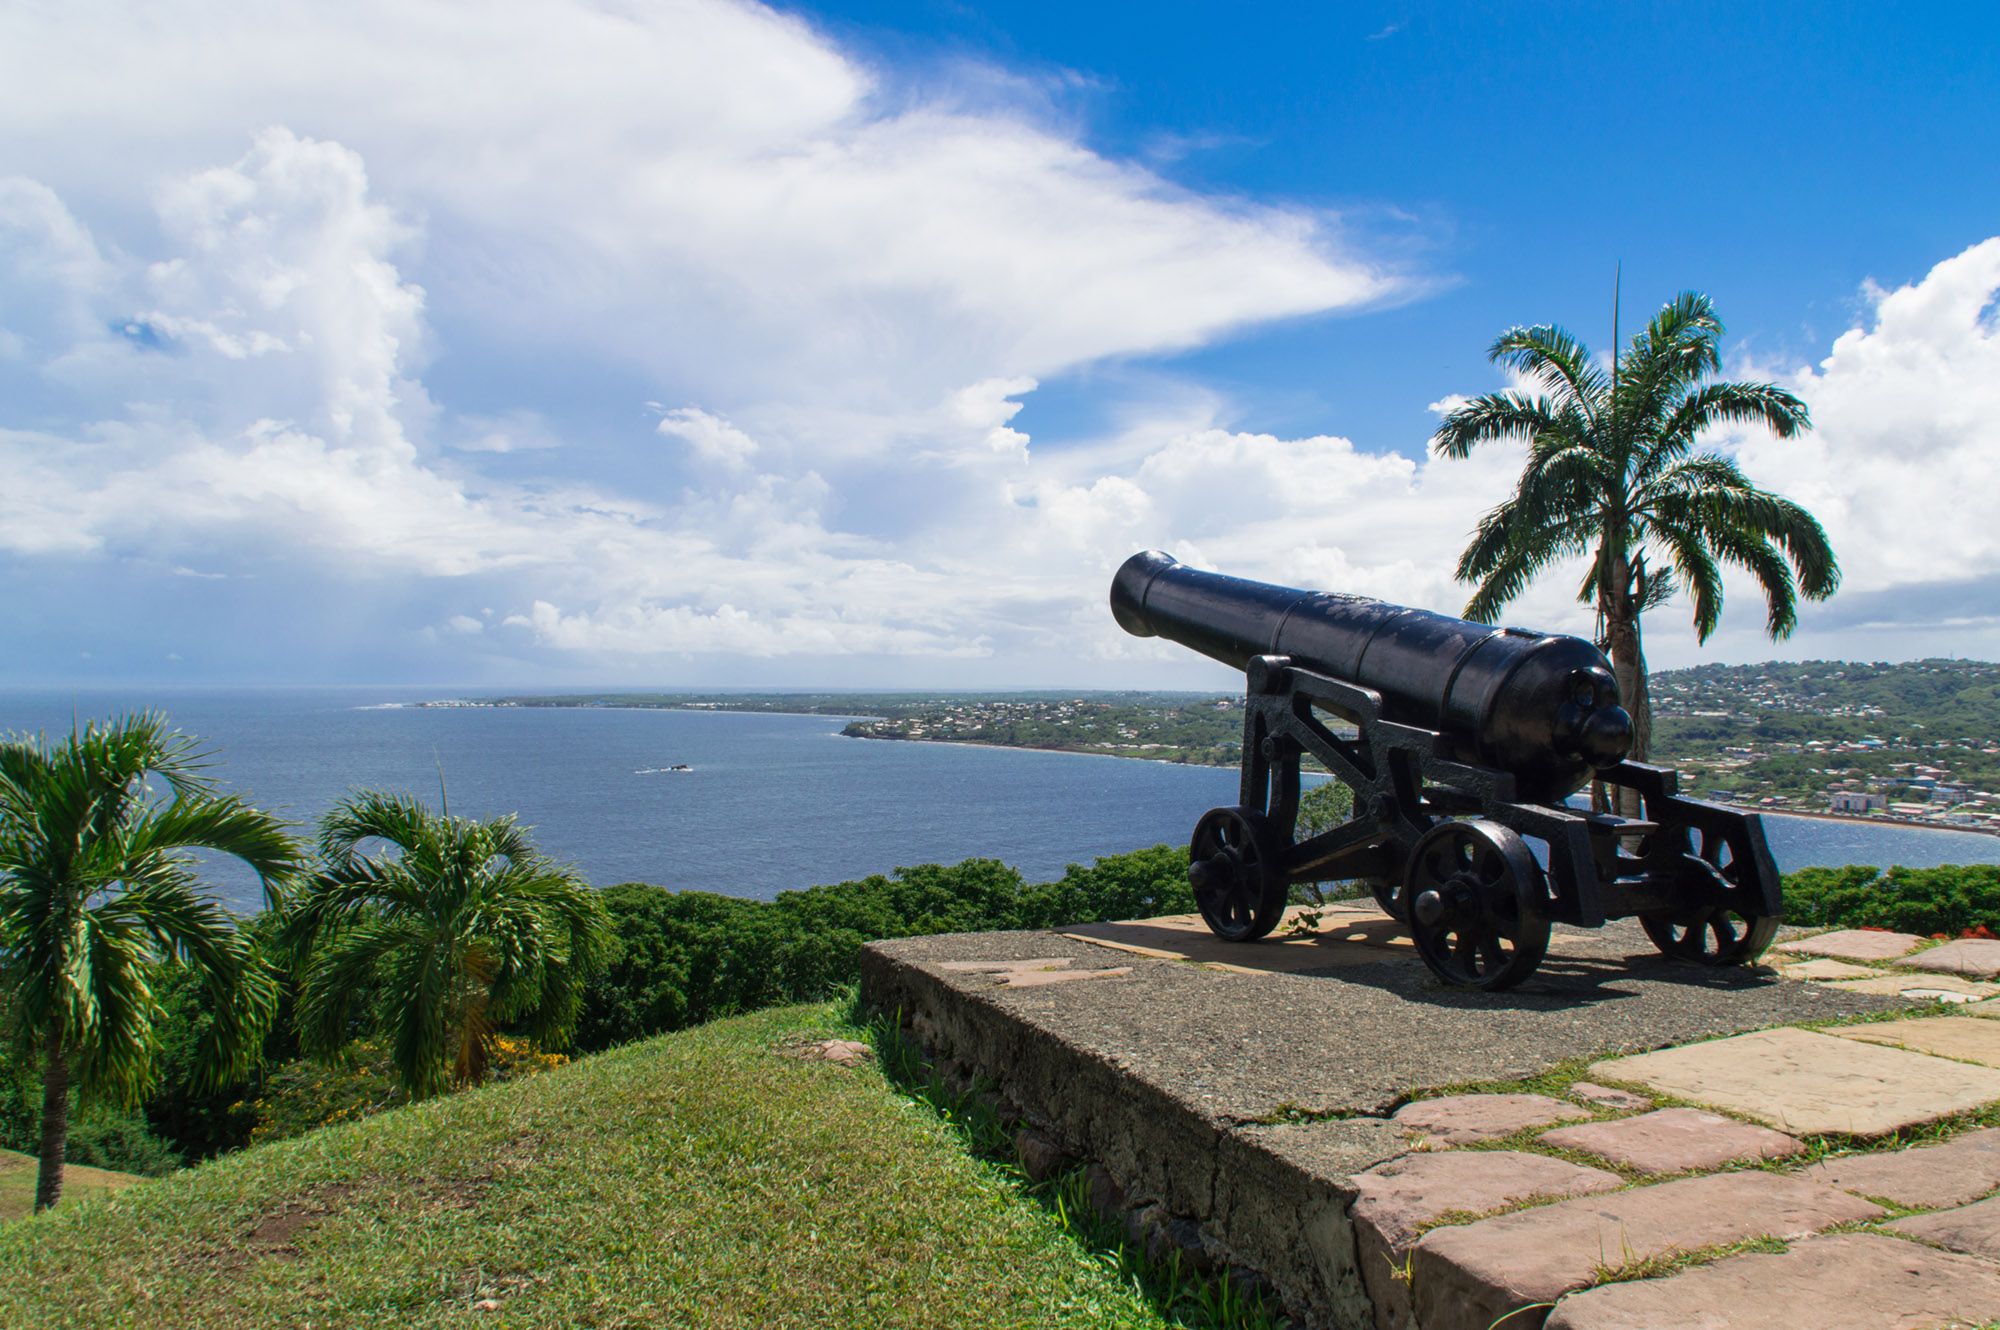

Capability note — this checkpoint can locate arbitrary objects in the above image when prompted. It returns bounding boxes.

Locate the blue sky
[2,1,1997,689]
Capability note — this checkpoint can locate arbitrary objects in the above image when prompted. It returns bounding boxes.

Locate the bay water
[3,687,1995,913]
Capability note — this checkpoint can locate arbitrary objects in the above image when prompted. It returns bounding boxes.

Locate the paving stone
[1542,1231,2000,1330]
[937,956,1079,973]
[933,957,1134,988]
[1772,928,1925,961]
[1537,1107,1802,1175]
[1062,907,1416,974]
[1905,938,2000,978]
[1566,1082,1651,1111]
[1588,1025,2000,1137]
[1774,956,1882,981]
[998,965,1132,988]
[1409,1171,1883,1330]
[1891,1192,2000,1259]
[1833,1014,2000,1066]
[1825,972,2000,1001]
[1349,1150,1621,1330]
[1392,1093,1588,1146]
[1805,1127,2000,1208]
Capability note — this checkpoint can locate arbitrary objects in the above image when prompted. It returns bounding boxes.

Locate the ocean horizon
[4,686,1996,914]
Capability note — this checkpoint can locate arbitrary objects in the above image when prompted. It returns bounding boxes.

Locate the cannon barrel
[1110,550,1633,802]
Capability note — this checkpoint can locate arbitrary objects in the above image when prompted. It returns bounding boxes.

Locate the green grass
[0,1150,138,1224]
[0,1004,1201,1330]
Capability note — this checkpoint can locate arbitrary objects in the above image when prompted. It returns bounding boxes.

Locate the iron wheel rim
[1189,806,1287,942]
[1403,820,1550,990]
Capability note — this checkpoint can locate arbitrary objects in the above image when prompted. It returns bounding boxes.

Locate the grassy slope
[0,1151,138,1224]
[0,1005,1172,1330]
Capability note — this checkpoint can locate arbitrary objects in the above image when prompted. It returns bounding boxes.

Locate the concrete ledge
[858,910,1896,1328]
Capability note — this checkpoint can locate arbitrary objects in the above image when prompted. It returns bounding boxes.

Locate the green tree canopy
[284,792,610,1099]
[1431,291,1839,776]
[0,713,293,1211]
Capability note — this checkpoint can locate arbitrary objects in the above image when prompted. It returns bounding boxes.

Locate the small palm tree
[1432,292,1839,794]
[0,714,294,1212]
[286,792,609,1099]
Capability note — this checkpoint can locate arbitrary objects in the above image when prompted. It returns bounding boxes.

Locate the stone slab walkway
[1537,1107,1801,1175]
[1409,1171,1882,1330]
[1835,1013,2000,1066]
[1589,1026,2000,1136]
[1772,928,1926,961]
[1543,1232,2000,1330]
[861,911,2000,1329]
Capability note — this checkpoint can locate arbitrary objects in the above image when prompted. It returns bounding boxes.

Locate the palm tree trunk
[1604,611,1653,819]
[34,1029,70,1214]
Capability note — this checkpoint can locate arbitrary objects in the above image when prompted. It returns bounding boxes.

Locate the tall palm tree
[1431,292,1839,802]
[0,714,293,1212]
[286,792,609,1099]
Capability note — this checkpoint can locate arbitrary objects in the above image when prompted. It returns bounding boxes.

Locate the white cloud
[1,0,1995,682]
[657,408,760,471]
[452,411,562,454]
[1735,237,2000,598]
[0,0,1390,422]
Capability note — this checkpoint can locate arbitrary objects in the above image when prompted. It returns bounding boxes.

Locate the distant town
[439,658,2000,835]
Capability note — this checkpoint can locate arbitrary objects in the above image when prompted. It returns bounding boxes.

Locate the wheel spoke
[1711,914,1740,953]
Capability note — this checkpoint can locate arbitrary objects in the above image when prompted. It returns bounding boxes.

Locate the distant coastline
[1753,804,2000,840]
[408,691,2000,843]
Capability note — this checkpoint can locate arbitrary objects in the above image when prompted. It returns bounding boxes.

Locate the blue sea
[3,687,1996,913]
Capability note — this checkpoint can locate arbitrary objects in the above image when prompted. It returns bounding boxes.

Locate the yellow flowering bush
[248,1037,567,1146]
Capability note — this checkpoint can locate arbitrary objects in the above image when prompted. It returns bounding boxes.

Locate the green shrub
[575,845,1192,1052]
[247,1037,567,1146]
[62,1105,182,1176]
[1783,863,2000,937]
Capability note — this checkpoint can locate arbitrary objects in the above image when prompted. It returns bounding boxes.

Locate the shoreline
[1752,804,2000,839]
[846,733,2000,839]
[407,702,2000,842]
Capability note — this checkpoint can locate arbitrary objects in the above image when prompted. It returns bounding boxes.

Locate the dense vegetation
[0,842,1196,1184]
[577,846,1193,1050]
[1783,864,2000,938]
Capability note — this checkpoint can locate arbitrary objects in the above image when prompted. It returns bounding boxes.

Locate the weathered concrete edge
[858,940,1389,1329]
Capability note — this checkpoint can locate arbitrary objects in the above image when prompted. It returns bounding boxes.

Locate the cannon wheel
[1367,876,1409,922]
[1640,822,1779,966]
[1189,805,1289,942]
[1404,820,1551,990]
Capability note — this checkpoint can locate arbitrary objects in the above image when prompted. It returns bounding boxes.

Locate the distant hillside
[482,661,2000,825]
[1651,659,2000,820]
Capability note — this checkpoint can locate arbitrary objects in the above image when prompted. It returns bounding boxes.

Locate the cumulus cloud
[657,408,760,471]
[0,0,1391,421]
[1736,238,2000,598]
[1,0,1995,682]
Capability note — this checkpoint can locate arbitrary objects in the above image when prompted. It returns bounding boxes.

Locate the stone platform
[858,904,2000,1330]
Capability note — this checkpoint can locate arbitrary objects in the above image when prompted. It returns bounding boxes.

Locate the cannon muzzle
[1111,550,1631,802]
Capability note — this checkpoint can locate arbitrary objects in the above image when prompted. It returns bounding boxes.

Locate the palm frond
[1429,390,1572,459]
[1487,324,1609,417]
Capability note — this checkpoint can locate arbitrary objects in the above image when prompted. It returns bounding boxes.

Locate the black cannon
[1110,550,1781,990]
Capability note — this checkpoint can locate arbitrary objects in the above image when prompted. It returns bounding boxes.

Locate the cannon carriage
[1110,550,1782,990]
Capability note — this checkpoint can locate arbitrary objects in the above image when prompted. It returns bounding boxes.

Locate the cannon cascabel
[1110,550,1632,804]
